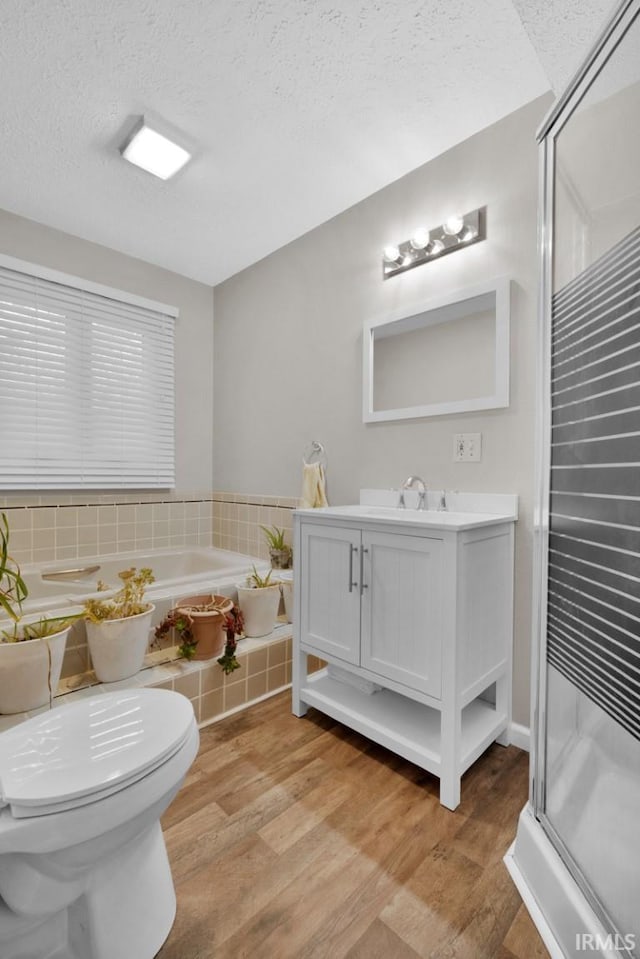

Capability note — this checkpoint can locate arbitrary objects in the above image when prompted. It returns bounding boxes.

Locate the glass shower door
[537,4,640,948]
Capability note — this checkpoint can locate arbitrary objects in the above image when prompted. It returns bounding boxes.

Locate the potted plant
[217,604,245,674]
[260,526,292,569]
[0,512,79,714]
[236,566,282,637]
[154,594,234,661]
[83,567,155,683]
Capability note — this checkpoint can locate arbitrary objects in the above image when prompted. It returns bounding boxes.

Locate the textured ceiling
[512,0,616,93]
[0,1,612,285]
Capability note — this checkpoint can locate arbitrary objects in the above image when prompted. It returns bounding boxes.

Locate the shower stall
[506,2,640,956]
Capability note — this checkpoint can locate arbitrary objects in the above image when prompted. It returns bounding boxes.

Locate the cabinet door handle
[360,547,369,595]
[349,544,359,592]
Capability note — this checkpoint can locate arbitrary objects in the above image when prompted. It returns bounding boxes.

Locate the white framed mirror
[363,277,510,422]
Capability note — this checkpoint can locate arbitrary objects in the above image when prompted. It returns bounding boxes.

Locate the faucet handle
[437,490,448,511]
[397,489,406,508]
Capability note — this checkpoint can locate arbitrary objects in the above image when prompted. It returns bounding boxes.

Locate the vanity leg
[439,701,461,810]
[291,645,308,717]
[439,772,461,811]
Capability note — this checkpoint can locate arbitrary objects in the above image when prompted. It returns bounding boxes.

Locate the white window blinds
[0,259,176,490]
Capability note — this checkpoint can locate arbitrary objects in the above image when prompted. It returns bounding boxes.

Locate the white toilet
[0,687,199,959]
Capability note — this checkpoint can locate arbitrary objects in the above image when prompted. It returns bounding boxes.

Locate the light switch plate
[453,433,482,462]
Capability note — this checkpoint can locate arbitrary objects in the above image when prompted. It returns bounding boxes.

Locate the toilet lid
[0,688,195,817]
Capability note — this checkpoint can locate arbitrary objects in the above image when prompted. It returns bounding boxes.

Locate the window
[0,255,176,490]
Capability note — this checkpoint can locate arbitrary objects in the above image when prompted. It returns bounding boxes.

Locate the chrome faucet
[399,475,427,510]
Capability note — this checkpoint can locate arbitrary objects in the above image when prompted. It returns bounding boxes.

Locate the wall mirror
[363,277,510,422]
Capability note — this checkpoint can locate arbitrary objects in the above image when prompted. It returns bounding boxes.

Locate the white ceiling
[0,0,614,286]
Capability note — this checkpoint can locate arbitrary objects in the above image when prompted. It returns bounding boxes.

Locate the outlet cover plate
[453,433,482,462]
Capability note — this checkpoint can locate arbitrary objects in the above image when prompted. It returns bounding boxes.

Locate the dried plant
[83,567,155,623]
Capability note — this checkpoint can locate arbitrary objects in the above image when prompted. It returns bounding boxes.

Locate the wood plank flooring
[157,691,548,959]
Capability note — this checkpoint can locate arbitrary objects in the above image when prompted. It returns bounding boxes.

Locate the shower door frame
[531,0,640,938]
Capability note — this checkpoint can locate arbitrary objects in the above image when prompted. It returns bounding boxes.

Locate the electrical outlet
[453,433,482,462]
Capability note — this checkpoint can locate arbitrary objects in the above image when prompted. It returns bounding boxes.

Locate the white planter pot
[236,584,281,637]
[279,571,294,624]
[86,605,155,683]
[0,626,70,714]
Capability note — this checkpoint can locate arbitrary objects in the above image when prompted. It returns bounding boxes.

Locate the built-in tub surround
[0,626,293,736]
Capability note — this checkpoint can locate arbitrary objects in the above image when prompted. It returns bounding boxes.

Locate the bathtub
[19,546,266,614]
[10,545,277,687]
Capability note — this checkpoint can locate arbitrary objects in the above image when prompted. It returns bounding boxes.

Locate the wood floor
[157,691,548,959]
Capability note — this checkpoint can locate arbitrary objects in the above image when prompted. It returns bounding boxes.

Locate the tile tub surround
[0,625,294,733]
[212,491,297,561]
[1,490,299,568]
[1,492,215,566]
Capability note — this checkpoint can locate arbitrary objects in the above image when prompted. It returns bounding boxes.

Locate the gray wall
[0,209,214,494]
[213,94,553,727]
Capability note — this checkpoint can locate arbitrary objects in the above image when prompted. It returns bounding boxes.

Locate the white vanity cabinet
[299,524,443,698]
[292,499,516,810]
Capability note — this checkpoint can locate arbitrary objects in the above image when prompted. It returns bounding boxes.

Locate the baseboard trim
[509,721,530,752]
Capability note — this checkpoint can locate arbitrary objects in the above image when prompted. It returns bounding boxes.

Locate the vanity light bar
[382,208,486,279]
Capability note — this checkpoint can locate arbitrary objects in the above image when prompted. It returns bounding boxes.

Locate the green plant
[154,608,197,660]
[260,526,289,552]
[83,567,155,623]
[217,604,245,674]
[247,565,278,589]
[1,613,80,644]
[0,512,28,623]
[0,512,80,642]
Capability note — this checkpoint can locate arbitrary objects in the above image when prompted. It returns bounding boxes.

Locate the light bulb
[443,214,465,236]
[409,228,430,251]
[383,245,402,263]
[428,239,445,256]
[459,225,477,242]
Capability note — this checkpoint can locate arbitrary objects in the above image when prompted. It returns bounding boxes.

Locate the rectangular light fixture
[121,120,191,180]
[382,208,486,279]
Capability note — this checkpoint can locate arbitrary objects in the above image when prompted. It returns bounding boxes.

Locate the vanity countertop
[295,504,516,531]
[294,489,518,532]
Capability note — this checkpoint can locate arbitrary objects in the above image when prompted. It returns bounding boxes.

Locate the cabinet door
[360,530,443,697]
[299,523,361,665]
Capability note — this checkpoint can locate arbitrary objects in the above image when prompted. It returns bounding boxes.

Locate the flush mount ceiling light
[120,120,191,180]
[382,207,486,279]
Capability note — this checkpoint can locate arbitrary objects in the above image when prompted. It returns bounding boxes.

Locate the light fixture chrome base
[382,207,486,279]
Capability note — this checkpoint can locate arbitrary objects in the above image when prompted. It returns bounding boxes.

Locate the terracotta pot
[86,604,155,683]
[175,594,233,660]
[0,626,71,714]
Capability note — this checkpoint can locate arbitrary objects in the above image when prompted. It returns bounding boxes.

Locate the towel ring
[303,440,327,469]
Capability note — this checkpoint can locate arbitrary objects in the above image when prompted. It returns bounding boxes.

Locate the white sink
[303,504,516,530]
